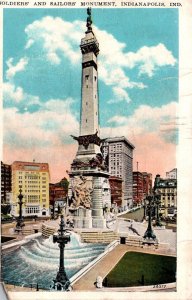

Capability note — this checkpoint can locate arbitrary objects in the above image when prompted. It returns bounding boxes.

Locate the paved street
[110,217,176,252]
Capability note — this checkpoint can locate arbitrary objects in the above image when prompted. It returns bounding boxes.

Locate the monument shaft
[68,9,110,228]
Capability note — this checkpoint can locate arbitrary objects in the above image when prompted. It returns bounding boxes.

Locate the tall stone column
[92,175,106,228]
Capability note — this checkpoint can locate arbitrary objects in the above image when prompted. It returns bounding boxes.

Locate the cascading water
[2,232,107,290]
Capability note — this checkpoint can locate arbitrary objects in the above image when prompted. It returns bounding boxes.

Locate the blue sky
[3,8,178,181]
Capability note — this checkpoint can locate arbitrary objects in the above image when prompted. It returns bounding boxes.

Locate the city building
[49,178,69,213]
[133,172,152,205]
[1,161,12,204]
[142,172,152,198]
[11,161,50,217]
[166,168,177,179]
[109,176,123,208]
[154,174,177,217]
[133,171,144,205]
[101,136,134,208]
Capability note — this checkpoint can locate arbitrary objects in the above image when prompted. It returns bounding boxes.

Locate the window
[25,207,40,214]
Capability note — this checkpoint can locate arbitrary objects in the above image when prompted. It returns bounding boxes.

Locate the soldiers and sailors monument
[68,8,111,228]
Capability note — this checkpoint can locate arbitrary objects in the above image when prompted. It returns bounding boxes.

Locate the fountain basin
[2,232,108,290]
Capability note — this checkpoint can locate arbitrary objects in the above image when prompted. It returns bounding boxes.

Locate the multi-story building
[1,161,12,204]
[49,184,67,214]
[133,172,152,205]
[101,136,134,208]
[166,168,177,179]
[109,176,123,208]
[154,174,177,217]
[11,161,50,217]
[49,177,69,212]
[133,171,144,205]
[142,172,152,198]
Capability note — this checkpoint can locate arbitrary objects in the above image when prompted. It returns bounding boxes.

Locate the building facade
[49,178,69,213]
[133,171,144,205]
[109,176,123,208]
[154,174,177,217]
[142,172,152,198]
[49,184,67,214]
[133,172,152,205]
[101,136,134,208]
[1,161,12,204]
[166,168,177,179]
[11,161,50,217]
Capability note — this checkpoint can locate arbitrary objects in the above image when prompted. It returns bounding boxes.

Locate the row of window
[25,190,40,193]
[27,195,39,199]
[26,199,40,203]
[25,207,40,214]
[161,196,176,200]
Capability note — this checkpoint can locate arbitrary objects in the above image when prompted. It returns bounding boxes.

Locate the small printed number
[153,284,166,288]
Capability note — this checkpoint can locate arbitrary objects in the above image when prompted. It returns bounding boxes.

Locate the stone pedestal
[68,169,109,229]
[92,175,106,228]
[73,208,92,229]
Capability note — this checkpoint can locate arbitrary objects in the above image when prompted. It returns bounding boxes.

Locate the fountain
[2,232,107,290]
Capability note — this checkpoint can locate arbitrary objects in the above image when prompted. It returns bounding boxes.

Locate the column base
[74,217,92,228]
[92,217,106,228]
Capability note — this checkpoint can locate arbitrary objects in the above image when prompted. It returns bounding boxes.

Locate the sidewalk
[72,244,176,291]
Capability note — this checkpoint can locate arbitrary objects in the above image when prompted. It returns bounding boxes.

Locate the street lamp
[154,193,162,227]
[51,215,71,291]
[143,195,156,242]
[15,186,25,232]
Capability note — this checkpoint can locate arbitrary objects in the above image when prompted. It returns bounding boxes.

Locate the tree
[1,204,11,215]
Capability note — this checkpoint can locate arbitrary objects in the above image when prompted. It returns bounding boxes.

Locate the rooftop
[103,136,135,149]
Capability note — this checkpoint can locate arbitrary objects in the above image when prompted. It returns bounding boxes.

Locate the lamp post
[143,195,156,241]
[15,187,25,231]
[154,194,162,227]
[51,215,71,291]
[143,198,147,220]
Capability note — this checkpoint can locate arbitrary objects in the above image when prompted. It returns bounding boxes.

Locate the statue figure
[71,176,93,209]
[86,7,92,32]
[89,153,107,171]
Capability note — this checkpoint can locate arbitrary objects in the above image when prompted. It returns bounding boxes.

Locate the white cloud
[6,57,28,80]
[3,98,79,149]
[106,101,178,143]
[3,82,40,108]
[125,43,177,77]
[24,16,175,104]
[107,115,128,125]
[3,82,24,103]
[108,87,131,104]
[25,16,82,65]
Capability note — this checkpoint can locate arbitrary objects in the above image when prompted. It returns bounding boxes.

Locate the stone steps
[41,224,56,238]
[125,235,142,247]
[80,231,118,243]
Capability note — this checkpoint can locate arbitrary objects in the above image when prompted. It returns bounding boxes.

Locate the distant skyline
[3,8,178,182]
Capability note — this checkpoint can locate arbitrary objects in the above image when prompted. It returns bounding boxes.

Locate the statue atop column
[86,7,92,32]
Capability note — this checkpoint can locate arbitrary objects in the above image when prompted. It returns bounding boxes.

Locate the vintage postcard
[0,1,192,300]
